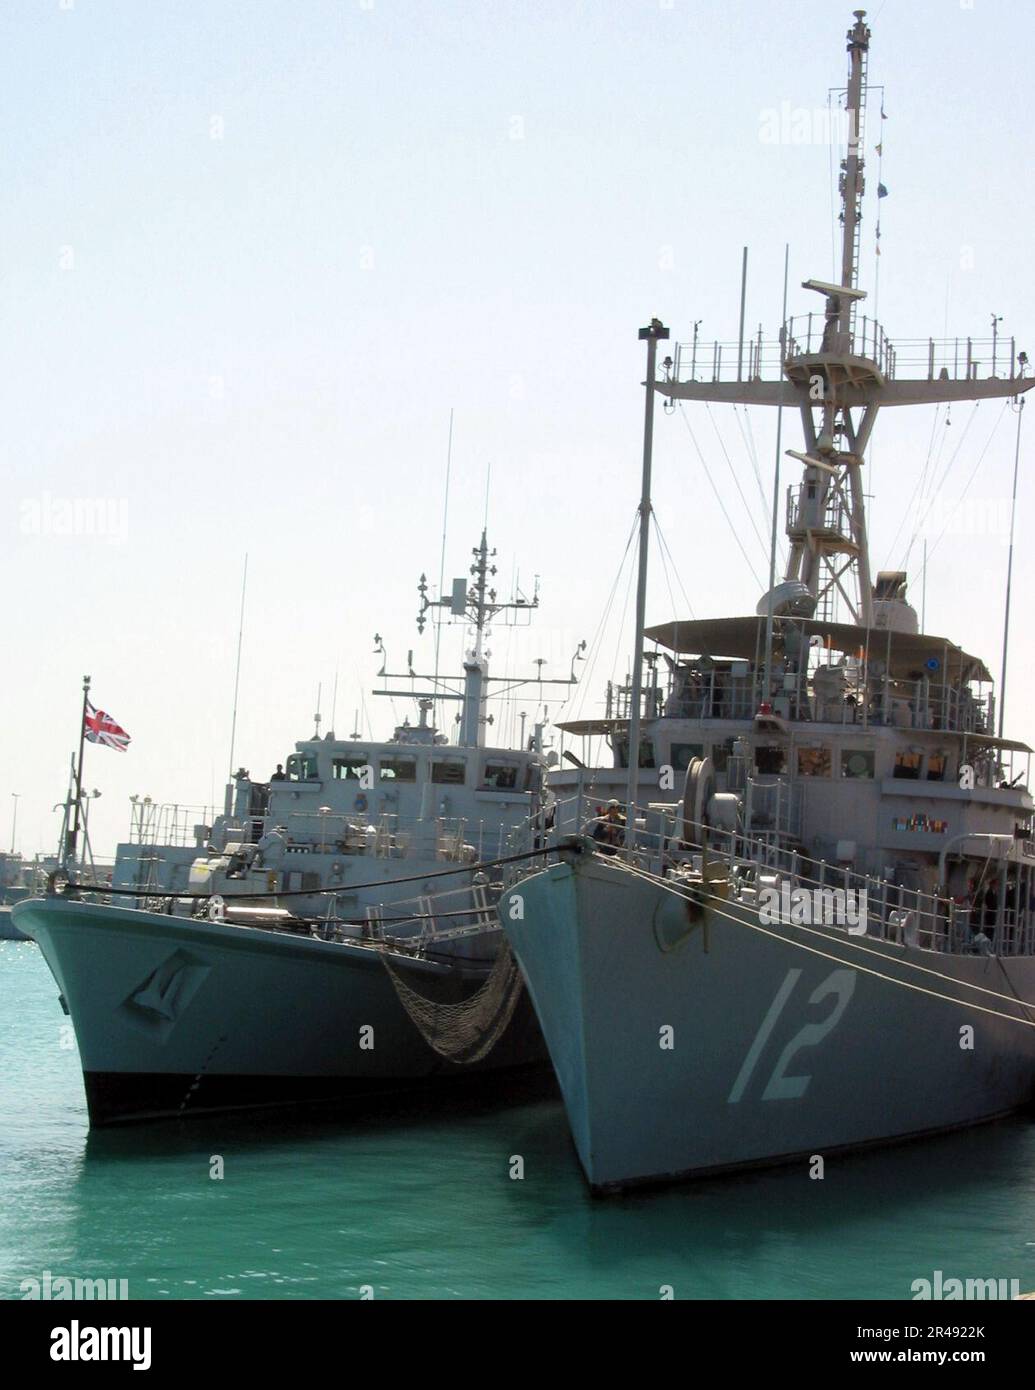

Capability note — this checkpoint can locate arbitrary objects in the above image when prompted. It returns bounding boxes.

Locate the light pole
[10,794,19,854]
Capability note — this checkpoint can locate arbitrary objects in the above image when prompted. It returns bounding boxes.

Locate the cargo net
[381,941,524,1065]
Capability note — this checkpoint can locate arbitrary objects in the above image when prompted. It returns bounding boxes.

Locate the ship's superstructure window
[841,749,875,779]
[893,751,922,780]
[483,762,519,790]
[432,759,466,785]
[797,746,832,778]
[711,738,735,773]
[926,752,947,782]
[614,736,656,769]
[755,745,786,775]
[286,753,319,781]
[332,755,370,781]
[380,757,417,783]
[670,742,705,772]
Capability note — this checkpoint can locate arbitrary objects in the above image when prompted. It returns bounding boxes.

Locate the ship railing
[359,878,501,951]
[543,792,1035,958]
[127,802,219,848]
[786,483,850,537]
[671,322,1022,386]
[281,810,410,857]
[670,333,786,383]
[668,809,1035,958]
[271,811,520,865]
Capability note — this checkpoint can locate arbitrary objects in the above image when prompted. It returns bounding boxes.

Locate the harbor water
[3,939,1034,1301]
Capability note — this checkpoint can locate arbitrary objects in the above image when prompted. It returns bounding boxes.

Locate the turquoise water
[3,939,1035,1301]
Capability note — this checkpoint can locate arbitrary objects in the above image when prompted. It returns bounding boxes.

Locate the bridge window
[755,745,786,775]
[797,746,832,778]
[483,762,519,790]
[286,753,319,781]
[614,736,656,769]
[332,755,370,781]
[670,742,704,772]
[841,749,874,779]
[432,759,466,785]
[380,757,417,783]
[925,752,947,782]
[710,738,735,773]
[893,751,922,780]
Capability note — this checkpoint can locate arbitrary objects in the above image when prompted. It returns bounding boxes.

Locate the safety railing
[126,802,218,848]
[670,323,1022,386]
[358,879,501,953]
[538,793,1035,958]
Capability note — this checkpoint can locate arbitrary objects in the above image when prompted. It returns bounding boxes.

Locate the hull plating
[14,897,546,1126]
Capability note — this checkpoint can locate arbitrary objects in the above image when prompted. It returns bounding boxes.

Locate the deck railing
[670,323,1022,386]
[537,793,1035,959]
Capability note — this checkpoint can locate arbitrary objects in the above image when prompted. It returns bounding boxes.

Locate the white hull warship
[15,534,571,1125]
[503,11,1035,1191]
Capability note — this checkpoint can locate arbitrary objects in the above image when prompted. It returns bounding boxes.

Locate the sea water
[3,940,1034,1301]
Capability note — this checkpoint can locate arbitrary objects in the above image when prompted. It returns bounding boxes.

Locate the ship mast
[658,7,1034,638]
[375,531,581,749]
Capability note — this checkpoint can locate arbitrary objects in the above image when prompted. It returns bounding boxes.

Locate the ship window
[380,757,417,783]
[432,760,466,785]
[893,751,922,781]
[841,749,875,779]
[483,762,519,790]
[670,742,704,772]
[287,753,319,781]
[613,736,656,769]
[332,755,370,782]
[755,745,786,775]
[710,738,735,773]
[797,746,832,778]
[926,753,947,782]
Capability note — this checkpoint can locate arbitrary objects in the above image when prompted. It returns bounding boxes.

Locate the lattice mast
[374,532,582,749]
[658,7,1033,632]
[784,8,874,626]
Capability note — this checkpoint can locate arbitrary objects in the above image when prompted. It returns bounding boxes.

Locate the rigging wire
[921,399,1011,568]
[905,400,1005,578]
[884,400,980,573]
[651,513,696,619]
[607,529,640,699]
[882,404,946,568]
[561,515,638,724]
[677,403,765,589]
[704,401,773,559]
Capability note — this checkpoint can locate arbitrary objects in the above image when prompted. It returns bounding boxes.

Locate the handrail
[537,792,1035,959]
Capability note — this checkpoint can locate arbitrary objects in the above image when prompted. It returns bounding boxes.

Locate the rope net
[381,941,525,1064]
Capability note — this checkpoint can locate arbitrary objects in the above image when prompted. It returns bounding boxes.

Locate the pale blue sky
[3,0,1034,856]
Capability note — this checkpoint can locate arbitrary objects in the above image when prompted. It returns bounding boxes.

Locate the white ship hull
[14,897,547,1126]
[503,853,1035,1191]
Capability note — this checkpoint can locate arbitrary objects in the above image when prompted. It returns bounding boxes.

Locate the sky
[2,0,1034,859]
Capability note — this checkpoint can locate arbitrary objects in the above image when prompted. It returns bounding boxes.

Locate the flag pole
[65,674,91,871]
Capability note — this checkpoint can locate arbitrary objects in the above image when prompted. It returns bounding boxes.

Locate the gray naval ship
[503,11,1035,1191]
[15,533,570,1125]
